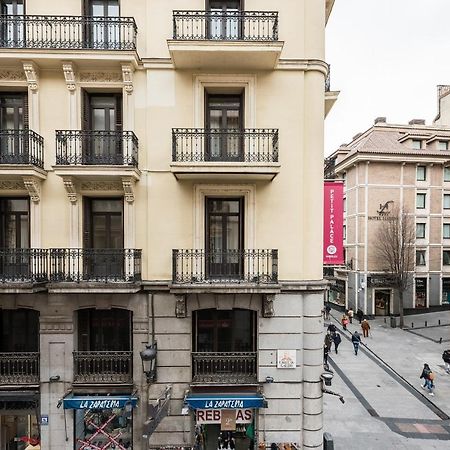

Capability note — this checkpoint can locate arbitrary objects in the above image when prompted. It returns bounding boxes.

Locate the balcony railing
[192,352,257,383]
[55,130,138,166]
[0,249,48,282]
[172,128,278,163]
[50,248,142,283]
[0,129,44,168]
[172,249,278,284]
[0,15,137,50]
[73,351,133,384]
[0,352,40,384]
[173,11,278,41]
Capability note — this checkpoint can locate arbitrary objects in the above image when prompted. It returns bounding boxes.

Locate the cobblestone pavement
[323,310,450,449]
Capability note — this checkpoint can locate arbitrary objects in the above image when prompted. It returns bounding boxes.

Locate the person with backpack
[420,363,435,396]
[332,331,342,354]
[442,349,450,374]
[351,331,362,355]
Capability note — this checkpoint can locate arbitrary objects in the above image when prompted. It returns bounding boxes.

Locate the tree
[374,206,415,328]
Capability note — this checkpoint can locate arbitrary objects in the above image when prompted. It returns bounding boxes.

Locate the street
[323,310,450,449]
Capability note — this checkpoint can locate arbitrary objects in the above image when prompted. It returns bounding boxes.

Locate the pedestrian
[325,303,331,320]
[348,307,354,324]
[420,363,435,396]
[332,331,342,354]
[341,314,349,331]
[327,323,337,333]
[351,331,361,355]
[356,308,364,324]
[324,332,332,352]
[442,349,450,374]
[361,319,371,338]
[323,344,329,367]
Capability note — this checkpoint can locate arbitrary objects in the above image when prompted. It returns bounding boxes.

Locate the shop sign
[368,201,396,221]
[323,181,344,265]
[196,409,253,424]
[221,410,236,431]
[277,349,296,368]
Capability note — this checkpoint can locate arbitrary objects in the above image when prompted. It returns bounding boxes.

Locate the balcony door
[207,1,242,40]
[0,93,27,163]
[0,198,30,279]
[0,308,38,352]
[0,0,25,47]
[85,0,120,49]
[83,198,123,279]
[206,198,243,279]
[206,93,243,161]
[82,92,122,164]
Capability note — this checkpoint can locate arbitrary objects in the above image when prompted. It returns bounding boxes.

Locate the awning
[185,393,267,410]
[63,395,138,410]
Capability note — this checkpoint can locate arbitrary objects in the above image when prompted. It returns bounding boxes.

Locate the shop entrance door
[374,289,391,316]
[199,424,253,450]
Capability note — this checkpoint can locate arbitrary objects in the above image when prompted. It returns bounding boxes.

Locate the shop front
[185,393,266,450]
[374,289,391,316]
[63,395,138,450]
[442,278,450,304]
[415,278,427,308]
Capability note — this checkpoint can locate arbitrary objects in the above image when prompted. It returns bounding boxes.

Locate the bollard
[439,320,441,325]
[425,321,427,327]
[384,318,386,324]
[323,432,334,450]
[411,322,414,328]
[440,337,443,344]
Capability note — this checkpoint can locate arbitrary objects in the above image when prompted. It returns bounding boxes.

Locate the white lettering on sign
[196,409,253,424]
[79,399,122,409]
[204,400,244,409]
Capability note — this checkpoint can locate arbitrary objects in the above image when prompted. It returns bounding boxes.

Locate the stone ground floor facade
[0,285,325,450]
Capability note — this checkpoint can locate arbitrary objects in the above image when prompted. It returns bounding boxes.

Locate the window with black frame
[0,0,25,48]
[207,0,242,40]
[85,0,120,49]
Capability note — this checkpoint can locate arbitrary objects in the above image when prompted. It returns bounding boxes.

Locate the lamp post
[140,342,157,383]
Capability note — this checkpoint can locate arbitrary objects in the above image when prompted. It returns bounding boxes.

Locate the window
[343,197,346,212]
[85,0,120,49]
[438,141,449,151]
[207,1,243,40]
[416,166,426,181]
[416,193,426,209]
[444,224,450,239]
[412,139,422,149]
[0,308,39,352]
[416,223,426,239]
[343,225,346,240]
[1,0,25,47]
[443,251,450,266]
[443,278,450,304]
[445,167,450,182]
[444,194,450,209]
[416,250,426,266]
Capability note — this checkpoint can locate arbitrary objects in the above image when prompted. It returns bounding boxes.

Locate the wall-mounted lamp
[140,342,157,383]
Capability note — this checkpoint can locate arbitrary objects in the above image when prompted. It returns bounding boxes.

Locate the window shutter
[82,90,90,130]
[23,93,29,129]
[83,197,91,249]
[115,94,123,132]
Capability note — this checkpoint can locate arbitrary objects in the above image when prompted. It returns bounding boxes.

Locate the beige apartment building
[327,86,450,317]
[0,1,336,449]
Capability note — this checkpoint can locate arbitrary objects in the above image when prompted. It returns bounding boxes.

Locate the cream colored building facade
[0,1,336,449]
[329,88,450,316]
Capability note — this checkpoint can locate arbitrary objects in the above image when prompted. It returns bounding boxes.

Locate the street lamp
[140,342,157,383]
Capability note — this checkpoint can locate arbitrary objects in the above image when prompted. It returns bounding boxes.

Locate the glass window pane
[93,108,106,130]
[412,139,422,149]
[416,223,425,238]
[416,166,426,181]
[444,195,450,209]
[444,224,450,239]
[439,141,448,151]
[91,199,122,213]
[416,194,425,209]
[443,251,450,266]
[445,168,450,182]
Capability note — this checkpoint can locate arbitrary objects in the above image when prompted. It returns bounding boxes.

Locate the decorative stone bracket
[262,294,275,318]
[175,295,187,318]
[23,62,39,91]
[22,176,41,203]
[122,177,135,203]
[62,177,78,203]
[121,63,134,94]
[62,62,76,91]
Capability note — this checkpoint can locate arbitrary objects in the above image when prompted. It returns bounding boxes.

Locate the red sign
[323,181,344,265]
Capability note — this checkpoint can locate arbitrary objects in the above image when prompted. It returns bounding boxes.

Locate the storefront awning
[185,393,267,410]
[63,395,138,410]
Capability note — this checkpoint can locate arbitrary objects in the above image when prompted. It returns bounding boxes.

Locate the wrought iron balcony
[0,15,137,50]
[0,249,48,283]
[0,352,40,384]
[173,11,278,41]
[55,130,138,166]
[73,351,133,384]
[172,128,279,163]
[172,249,278,284]
[192,352,257,384]
[50,248,142,283]
[0,129,44,168]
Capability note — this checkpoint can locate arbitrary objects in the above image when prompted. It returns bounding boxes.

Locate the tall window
[0,93,27,161]
[444,224,450,239]
[207,1,242,40]
[416,165,426,181]
[443,250,450,266]
[1,0,25,47]
[416,193,426,209]
[415,250,426,266]
[416,223,425,239]
[444,167,450,182]
[0,198,29,248]
[444,194,450,210]
[85,0,120,49]
[0,308,39,352]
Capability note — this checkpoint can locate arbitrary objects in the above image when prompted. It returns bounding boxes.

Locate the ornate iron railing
[0,129,44,167]
[73,351,133,384]
[0,352,40,384]
[192,352,257,383]
[172,249,278,284]
[50,249,141,282]
[172,128,278,163]
[0,249,48,282]
[173,10,278,41]
[0,15,137,50]
[55,130,138,166]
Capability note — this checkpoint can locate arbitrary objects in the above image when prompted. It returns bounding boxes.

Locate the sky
[325,0,450,156]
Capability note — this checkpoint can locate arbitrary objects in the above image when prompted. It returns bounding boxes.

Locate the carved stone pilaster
[23,62,39,91]
[62,177,78,203]
[121,63,134,94]
[62,62,76,91]
[262,294,275,318]
[22,176,41,203]
[175,295,187,318]
[122,177,135,203]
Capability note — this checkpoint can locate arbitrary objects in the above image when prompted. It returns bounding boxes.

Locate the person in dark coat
[442,350,450,374]
[323,344,329,367]
[324,332,332,352]
[332,331,342,354]
[351,331,361,355]
[356,309,364,324]
[420,363,435,395]
[327,323,337,333]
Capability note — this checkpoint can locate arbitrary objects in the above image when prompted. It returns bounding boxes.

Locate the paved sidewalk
[323,309,450,449]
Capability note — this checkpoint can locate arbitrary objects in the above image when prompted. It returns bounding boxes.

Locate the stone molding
[121,63,134,94]
[62,177,78,203]
[62,62,76,91]
[23,62,39,91]
[0,69,26,81]
[40,317,74,334]
[175,295,187,318]
[79,71,122,83]
[122,177,135,203]
[22,176,41,203]
[262,294,275,318]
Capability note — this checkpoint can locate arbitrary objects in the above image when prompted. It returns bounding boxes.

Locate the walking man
[323,344,329,367]
[351,331,361,355]
[356,309,364,324]
[361,319,371,338]
[442,349,450,374]
[332,331,342,354]
[324,332,332,352]
[325,303,331,320]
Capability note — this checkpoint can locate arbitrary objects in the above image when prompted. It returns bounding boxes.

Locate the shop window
[416,250,426,266]
[415,278,427,307]
[416,165,426,181]
[416,223,426,239]
[442,278,450,304]
[444,224,450,239]
[416,193,426,209]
